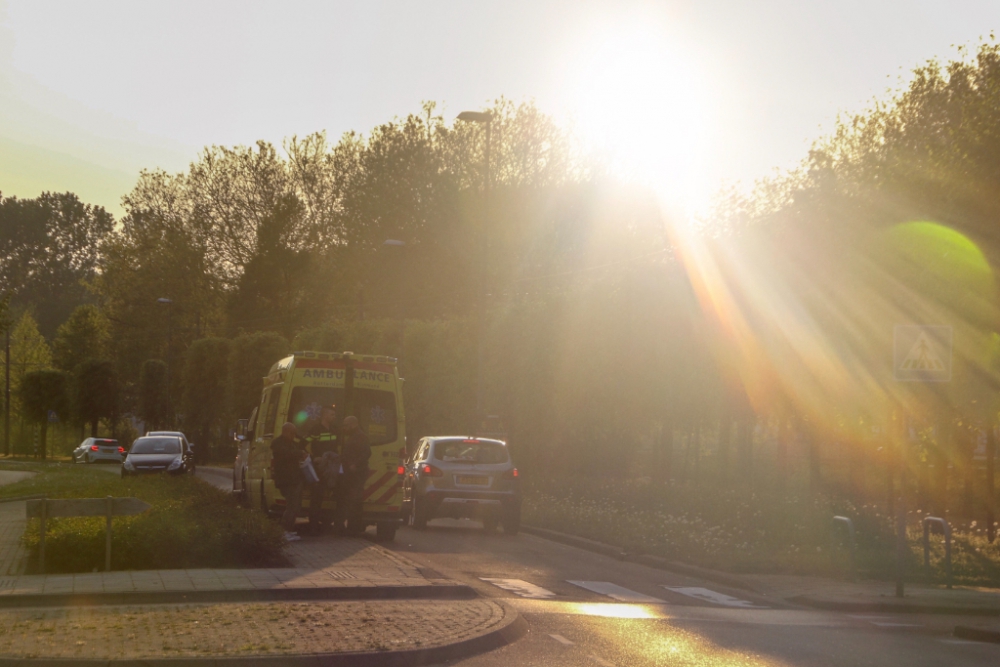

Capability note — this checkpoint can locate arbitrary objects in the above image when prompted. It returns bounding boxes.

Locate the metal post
[476,119,492,424]
[833,515,856,580]
[895,415,907,598]
[105,496,113,571]
[38,498,46,574]
[3,324,9,456]
[922,516,952,589]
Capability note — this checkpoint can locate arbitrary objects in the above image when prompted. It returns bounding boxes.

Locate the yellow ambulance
[241,351,406,541]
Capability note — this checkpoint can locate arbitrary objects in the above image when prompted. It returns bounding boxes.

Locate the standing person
[304,404,339,533]
[336,416,370,535]
[270,422,306,542]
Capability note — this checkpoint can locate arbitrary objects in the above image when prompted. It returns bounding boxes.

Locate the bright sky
[2,0,999,219]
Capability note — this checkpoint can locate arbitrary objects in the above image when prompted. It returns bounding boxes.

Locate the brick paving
[0,599,508,660]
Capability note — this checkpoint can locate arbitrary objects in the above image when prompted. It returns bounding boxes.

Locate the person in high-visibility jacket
[304,404,339,532]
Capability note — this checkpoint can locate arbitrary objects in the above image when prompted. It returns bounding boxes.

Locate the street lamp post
[383,239,406,371]
[157,298,173,427]
[457,110,493,428]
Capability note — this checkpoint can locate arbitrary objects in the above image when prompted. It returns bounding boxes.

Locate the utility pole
[4,323,9,457]
[157,298,173,428]
[457,110,493,429]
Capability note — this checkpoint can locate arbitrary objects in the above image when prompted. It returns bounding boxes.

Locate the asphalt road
[195,470,999,666]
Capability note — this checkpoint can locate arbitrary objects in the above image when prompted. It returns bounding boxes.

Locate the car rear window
[95,439,118,445]
[433,440,509,464]
[129,438,181,455]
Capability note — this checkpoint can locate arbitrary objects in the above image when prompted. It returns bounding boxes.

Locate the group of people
[270,404,371,541]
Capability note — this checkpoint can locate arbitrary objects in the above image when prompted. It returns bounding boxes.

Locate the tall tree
[0,192,113,337]
[19,370,68,459]
[181,338,231,460]
[227,331,288,423]
[139,359,169,431]
[75,359,118,437]
[52,305,111,373]
[7,312,52,420]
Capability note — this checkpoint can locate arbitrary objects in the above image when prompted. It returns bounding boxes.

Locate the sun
[560,22,716,220]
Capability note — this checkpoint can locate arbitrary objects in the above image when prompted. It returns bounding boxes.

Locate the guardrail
[832,515,856,580]
[922,516,952,589]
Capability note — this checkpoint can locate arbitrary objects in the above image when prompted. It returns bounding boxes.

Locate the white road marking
[868,622,924,628]
[664,586,767,608]
[847,615,895,620]
[567,580,665,603]
[480,578,557,599]
[939,639,982,645]
[549,634,574,645]
[590,655,615,666]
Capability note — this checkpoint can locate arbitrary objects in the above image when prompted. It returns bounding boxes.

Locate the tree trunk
[39,421,47,460]
[90,419,98,438]
[718,418,732,482]
[987,426,996,543]
[808,425,821,493]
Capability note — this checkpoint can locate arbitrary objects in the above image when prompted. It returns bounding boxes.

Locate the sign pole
[895,421,906,598]
[105,496,113,572]
[38,499,46,574]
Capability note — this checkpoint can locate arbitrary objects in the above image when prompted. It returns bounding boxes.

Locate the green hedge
[12,465,287,573]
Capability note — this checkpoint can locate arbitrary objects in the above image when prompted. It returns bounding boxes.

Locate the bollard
[922,516,952,589]
[832,515,856,580]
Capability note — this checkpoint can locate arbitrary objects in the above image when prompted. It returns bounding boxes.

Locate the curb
[0,494,46,505]
[0,584,477,609]
[522,525,758,592]
[788,595,1000,617]
[954,625,1000,643]
[0,600,527,666]
[197,467,231,479]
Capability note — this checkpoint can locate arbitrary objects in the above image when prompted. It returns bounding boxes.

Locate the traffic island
[0,598,526,665]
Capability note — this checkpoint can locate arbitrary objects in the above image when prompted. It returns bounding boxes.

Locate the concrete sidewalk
[743,572,1000,616]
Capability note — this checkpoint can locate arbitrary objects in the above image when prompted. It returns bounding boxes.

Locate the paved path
[0,470,35,577]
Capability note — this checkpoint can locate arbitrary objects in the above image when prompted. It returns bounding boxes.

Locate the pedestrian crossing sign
[894,325,952,382]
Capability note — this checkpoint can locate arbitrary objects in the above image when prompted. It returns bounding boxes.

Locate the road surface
[195,469,999,666]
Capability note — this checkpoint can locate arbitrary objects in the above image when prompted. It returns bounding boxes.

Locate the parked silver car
[72,438,124,464]
[402,437,520,534]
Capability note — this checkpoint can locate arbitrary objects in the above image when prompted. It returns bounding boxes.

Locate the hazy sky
[2,0,1000,218]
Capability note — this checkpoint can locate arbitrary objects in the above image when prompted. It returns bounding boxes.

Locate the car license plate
[456,475,488,485]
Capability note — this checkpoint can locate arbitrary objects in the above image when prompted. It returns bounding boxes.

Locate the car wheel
[412,497,429,530]
[239,470,250,507]
[483,515,499,533]
[502,506,521,535]
[376,521,397,542]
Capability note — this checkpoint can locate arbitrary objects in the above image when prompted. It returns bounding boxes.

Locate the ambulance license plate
[456,475,488,485]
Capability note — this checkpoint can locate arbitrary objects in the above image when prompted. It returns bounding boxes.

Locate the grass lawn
[523,476,1000,587]
[1,463,287,574]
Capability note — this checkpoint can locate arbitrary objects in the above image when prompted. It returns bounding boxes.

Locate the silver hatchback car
[402,437,521,534]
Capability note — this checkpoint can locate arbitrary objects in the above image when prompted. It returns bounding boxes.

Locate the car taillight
[397,465,405,476]
[90,445,99,451]
[118,447,125,454]
[503,468,519,479]
[421,464,443,477]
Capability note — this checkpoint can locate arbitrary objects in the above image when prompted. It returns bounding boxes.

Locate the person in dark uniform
[270,422,306,541]
[303,404,338,532]
[335,415,370,535]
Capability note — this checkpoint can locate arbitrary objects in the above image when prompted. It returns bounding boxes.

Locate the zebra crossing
[481,577,763,608]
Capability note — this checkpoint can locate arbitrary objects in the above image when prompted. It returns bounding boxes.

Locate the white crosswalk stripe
[480,577,557,599]
[664,586,768,608]
[567,580,665,603]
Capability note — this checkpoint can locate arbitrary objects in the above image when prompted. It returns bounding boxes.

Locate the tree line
[2,44,999,536]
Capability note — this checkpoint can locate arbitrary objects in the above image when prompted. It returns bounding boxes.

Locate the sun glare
[561,22,716,219]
